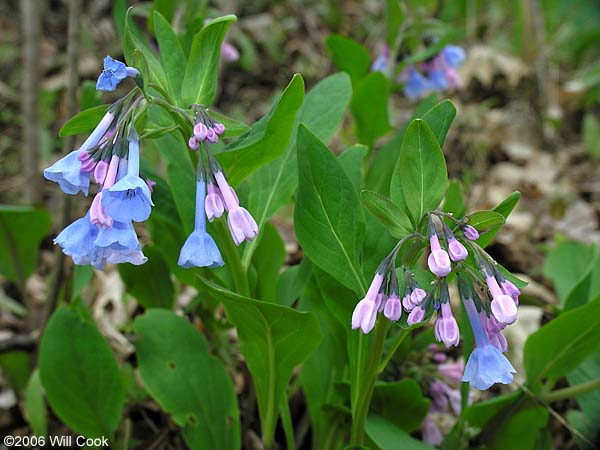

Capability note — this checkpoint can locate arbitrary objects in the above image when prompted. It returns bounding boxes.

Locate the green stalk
[377,328,409,373]
[350,319,390,445]
[215,219,250,297]
[540,379,600,403]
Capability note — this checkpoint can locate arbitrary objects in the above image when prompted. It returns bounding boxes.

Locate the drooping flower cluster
[45,56,259,271]
[187,108,258,247]
[351,213,521,390]
[372,44,466,99]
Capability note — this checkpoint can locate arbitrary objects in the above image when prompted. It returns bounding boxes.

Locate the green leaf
[524,296,600,387]
[123,7,168,90]
[468,211,505,230]
[543,241,596,303]
[299,279,349,449]
[252,223,286,302]
[0,206,51,284]
[39,308,125,438]
[361,190,413,238]
[218,74,304,186]
[295,125,366,294]
[371,380,430,433]
[583,112,600,161]
[351,72,392,147]
[365,414,435,450]
[421,100,457,146]
[488,406,548,450]
[476,191,520,248]
[118,246,174,309]
[208,110,251,138]
[199,278,322,447]
[58,105,109,137]
[384,0,404,46]
[25,370,47,437]
[564,255,600,310]
[325,35,372,85]
[153,11,187,104]
[181,15,237,106]
[339,145,368,193]
[443,179,465,218]
[0,351,30,393]
[245,73,351,266]
[134,310,241,450]
[276,259,312,306]
[567,349,600,446]
[464,391,521,429]
[390,119,447,223]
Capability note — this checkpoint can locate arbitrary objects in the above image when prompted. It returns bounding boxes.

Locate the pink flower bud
[188,136,199,150]
[194,122,208,140]
[448,238,468,262]
[384,295,402,321]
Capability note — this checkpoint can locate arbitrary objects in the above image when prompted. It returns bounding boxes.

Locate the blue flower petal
[178,230,224,268]
[103,56,128,79]
[404,68,431,99]
[428,70,447,91]
[102,174,153,222]
[442,46,466,68]
[94,220,141,250]
[54,212,98,264]
[44,150,90,196]
[462,344,516,390]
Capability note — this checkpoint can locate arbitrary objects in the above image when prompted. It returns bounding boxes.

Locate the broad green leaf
[199,278,322,446]
[524,296,600,387]
[181,15,237,105]
[567,349,600,446]
[25,370,47,437]
[361,190,413,238]
[325,35,372,84]
[364,95,438,196]
[123,7,168,91]
[295,125,366,294]
[351,72,392,147]
[112,0,127,38]
[0,351,30,393]
[362,213,397,280]
[134,310,241,450]
[252,223,286,302]
[0,206,51,284]
[339,145,368,193]
[468,211,505,230]
[543,241,596,303]
[276,259,312,306]
[218,74,304,186]
[118,246,174,309]
[72,265,93,300]
[476,191,520,248]
[245,73,351,266]
[421,100,457,146]
[391,119,447,223]
[153,11,186,104]
[208,110,251,138]
[564,255,600,310]
[443,179,465,219]
[464,391,521,429]
[39,308,125,438]
[583,112,600,161]
[488,406,548,450]
[371,380,430,433]
[58,105,109,137]
[365,414,435,450]
[384,0,404,46]
[299,280,349,449]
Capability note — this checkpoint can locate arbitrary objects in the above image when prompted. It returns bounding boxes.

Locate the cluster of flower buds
[372,44,466,99]
[44,56,259,271]
[188,108,226,149]
[185,108,258,249]
[351,212,521,390]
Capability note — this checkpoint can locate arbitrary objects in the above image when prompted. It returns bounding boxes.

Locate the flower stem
[540,378,600,403]
[215,219,250,297]
[350,319,389,445]
[377,328,409,373]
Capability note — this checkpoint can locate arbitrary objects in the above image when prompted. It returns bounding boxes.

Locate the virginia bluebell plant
[372,43,466,98]
[44,56,258,271]
[352,213,520,391]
